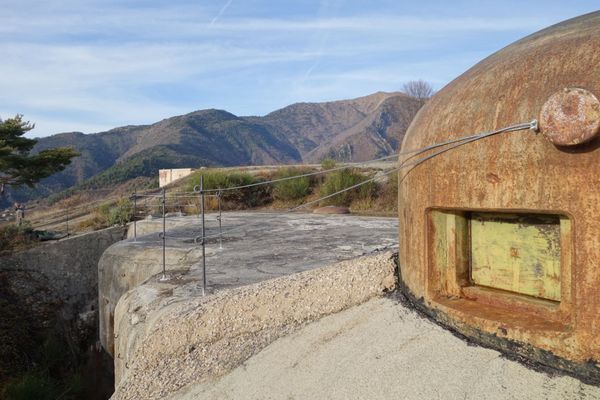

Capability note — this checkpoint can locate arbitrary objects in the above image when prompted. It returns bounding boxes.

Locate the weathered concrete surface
[126,215,190,239]
[399,11,600,376]
[0,226,126,338]
[100,212,397,355]
[111,252,396,400]
[99,236,204,355]
[172,297,600,400]
[129,212,398,283]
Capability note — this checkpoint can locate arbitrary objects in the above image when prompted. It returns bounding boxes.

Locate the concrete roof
[174,297,600,400]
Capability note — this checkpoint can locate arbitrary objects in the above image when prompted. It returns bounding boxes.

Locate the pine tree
[0,115,78,195]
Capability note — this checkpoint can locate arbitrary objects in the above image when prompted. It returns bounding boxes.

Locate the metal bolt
[540,87,600,146]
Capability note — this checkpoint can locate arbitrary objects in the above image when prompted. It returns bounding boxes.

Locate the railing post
[159,188,168,281]
[65,207,69,236]
[201,175,206,296]
[196,192,201,219]
[217,189,223,250]
[133,190,137,241]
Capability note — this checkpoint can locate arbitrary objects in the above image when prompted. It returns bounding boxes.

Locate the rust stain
[476,191,486,202]
[540,87,600,146]
[486,173,501,184]
[510,247,520,258]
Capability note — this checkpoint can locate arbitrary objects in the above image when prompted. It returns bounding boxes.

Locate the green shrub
[0,276,38,383]
[319,168,379,207]
[185,170,271,209]
[385,171,399,197]
[318,159,338,185]
[3,372,60,400]
[93,198,133,227]
[320,158,337,170]
[47,189,74,206]
[186,170,258,191]
[75,215,104,231]
[376,171,398,212]
[1,318,86,400]
[0,222,36,254]
[95,203,111,226]
[107,198,133,226]
[273,168,312,201]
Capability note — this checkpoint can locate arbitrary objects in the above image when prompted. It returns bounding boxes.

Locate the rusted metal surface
[398,11,600,377]
[540,87,600,146]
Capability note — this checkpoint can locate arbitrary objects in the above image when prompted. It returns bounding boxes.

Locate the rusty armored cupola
[398,11,600,383]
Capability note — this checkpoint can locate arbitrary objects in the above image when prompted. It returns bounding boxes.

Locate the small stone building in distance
[159,168,193,187]
[399,12,600,382]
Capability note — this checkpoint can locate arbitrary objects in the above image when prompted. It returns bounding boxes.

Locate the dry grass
[12,164,398,242]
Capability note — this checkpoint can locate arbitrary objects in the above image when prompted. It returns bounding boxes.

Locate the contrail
[209,0,233,26]
[303,59,320,80]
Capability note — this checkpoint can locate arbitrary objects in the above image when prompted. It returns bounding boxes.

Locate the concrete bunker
[399,11,600,382]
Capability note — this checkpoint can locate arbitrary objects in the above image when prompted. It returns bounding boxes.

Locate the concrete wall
[126,217,197,239]
[98,238,203,356]
[159,168,193,188]
[0,226,127,337]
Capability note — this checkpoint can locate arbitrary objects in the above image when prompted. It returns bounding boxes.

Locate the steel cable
[157,120,535,243]
[28,120,536,234]
[191,121,535,194]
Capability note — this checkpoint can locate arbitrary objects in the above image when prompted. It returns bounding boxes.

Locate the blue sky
[1,1,598,137]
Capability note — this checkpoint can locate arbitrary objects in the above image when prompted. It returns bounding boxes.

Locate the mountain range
[2,91,421,207]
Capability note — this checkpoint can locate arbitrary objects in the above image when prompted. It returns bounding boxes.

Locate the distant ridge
[2,91,421,206]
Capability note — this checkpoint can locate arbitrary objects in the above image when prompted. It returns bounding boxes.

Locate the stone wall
[0,226,127,339]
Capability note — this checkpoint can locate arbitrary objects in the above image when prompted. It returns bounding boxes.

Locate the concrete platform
[100,212,398,359]
[172,297,600,400]
[102,213,600,400]
[128,212,398,290]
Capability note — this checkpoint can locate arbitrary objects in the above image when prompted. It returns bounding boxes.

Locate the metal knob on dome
[539,87,600,146]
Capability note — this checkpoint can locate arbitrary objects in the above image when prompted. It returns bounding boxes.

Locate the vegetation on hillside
[2,92,419,208]
[320,158,337,170]
[0,223,38,255]
[319,168,378,207]
[272,168,313,202]
[78,147,204,190]
[180,166,397,214]
[185,170,271,209]
[0,275,112,400]
[3,163,399,245]
[47,176,157,206]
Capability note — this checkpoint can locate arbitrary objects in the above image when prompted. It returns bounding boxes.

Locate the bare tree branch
[402,80,435,105]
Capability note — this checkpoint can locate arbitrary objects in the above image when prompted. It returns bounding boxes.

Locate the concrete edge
[112,251,397,400]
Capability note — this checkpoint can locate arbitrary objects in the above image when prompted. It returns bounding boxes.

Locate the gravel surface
[173,297,600,400]
[112,252,396,400]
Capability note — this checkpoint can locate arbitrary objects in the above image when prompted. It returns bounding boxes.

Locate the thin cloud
[1,0,597,136]
[209,15,549,32]
[0,8,558,38]
[303,60,320,80]
[209,0,234,27]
